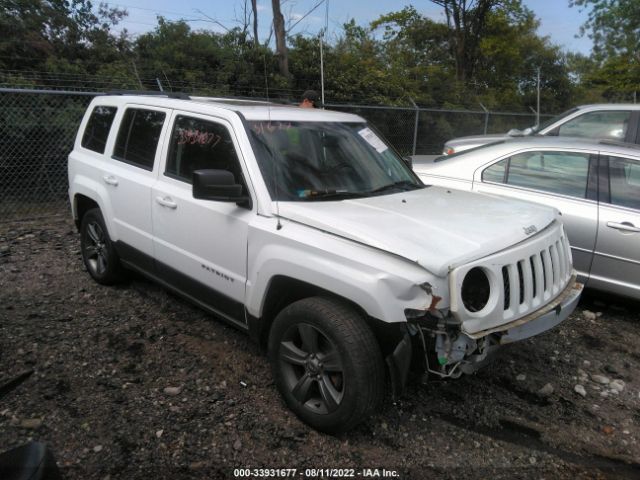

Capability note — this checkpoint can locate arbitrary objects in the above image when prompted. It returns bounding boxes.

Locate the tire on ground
[80,208,124,285]
[268,296,385,433]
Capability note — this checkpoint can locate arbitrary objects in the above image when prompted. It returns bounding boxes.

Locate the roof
[440,135,640,160]
[93,93,365,123]
[577,103,640,110]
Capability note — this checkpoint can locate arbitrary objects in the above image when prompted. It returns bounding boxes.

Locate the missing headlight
[461,267,490,313]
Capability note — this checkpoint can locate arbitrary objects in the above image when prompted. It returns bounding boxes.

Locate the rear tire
[80,208,123,285]
[268,297,385,433]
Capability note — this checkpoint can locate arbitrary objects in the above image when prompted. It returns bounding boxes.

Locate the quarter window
[113,108,166,170]
[482,151,591,198]
[608,156,640,210]
[165,116,245,191]
[557,111,630,140]
[81,106,117,153]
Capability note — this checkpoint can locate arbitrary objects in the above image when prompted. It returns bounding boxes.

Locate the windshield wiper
[301,189,366,201]
[367,180,423,194]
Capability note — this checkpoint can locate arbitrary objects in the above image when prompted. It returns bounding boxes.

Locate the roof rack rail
[105,90,190,100]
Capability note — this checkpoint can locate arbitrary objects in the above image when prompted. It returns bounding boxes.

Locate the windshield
[246,121,423,201]
[531,107,580,134]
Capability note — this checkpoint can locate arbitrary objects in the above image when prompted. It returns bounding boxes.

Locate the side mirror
[403,156,413,168]
[507,128,524,137]
[192,169,249,206]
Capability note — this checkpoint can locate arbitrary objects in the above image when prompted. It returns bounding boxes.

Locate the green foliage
[570,0,640,100]
[0,0,631,109]
[0,0,127,72]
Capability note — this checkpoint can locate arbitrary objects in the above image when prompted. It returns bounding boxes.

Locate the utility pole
[319,0,329,107]
[319,30,325,107]
[536,66,541,127]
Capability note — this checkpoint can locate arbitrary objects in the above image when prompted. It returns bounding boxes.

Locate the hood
[277,187,557,277]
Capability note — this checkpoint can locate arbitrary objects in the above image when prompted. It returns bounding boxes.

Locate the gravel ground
[1,215,639,480]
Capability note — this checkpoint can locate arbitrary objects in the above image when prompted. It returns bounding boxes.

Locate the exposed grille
[500,234,572,315]
[450,221,574,334]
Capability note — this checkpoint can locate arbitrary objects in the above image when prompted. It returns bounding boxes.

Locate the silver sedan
[414,137,640,300]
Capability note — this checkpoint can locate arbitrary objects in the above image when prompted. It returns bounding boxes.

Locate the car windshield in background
[531,107,579,134]
[246,121,423,201]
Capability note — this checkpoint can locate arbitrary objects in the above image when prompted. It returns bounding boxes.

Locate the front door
[474,149,598,282]
[151,112,254,326]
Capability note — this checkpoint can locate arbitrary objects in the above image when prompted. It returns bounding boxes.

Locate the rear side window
[165,115,246,190]
[81,106,117,153]
[113,108,166,170]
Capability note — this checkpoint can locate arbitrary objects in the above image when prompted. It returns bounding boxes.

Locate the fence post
[479,102,489,135]
[410,98,419,156]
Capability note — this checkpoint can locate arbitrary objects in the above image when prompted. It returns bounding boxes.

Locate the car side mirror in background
[192,169,250,207]
[507,128,524,137]
[403,156,413,168]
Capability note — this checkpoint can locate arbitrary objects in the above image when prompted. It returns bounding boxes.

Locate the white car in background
[415,137,640,300]
[443,104,640,155]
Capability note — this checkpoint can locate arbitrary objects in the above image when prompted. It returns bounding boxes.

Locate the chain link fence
[328,104,549,156]
[1,89,95,221]
[0,88,551,221]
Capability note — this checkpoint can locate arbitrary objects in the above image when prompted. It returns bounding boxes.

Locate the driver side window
[165,115,246,193]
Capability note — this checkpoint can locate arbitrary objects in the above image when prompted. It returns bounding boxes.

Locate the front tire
[268,297,385,433]
[80,208,123,285]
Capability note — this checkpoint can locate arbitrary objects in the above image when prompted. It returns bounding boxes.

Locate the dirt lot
[1,215,639,480]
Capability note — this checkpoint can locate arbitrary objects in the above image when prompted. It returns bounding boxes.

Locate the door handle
[103,175,119,186]
[606,221,640,233]
[156,196,177,209]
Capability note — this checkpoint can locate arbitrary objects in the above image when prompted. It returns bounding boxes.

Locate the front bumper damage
[387,278,582,390]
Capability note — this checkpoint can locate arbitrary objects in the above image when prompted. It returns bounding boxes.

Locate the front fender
[245,218,447,322]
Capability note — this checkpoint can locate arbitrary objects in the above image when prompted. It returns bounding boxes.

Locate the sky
[105,0,594,55]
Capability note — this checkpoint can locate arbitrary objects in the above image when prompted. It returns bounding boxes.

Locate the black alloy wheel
[278,322,345,414]
[268,297,385,433]
[80,208,123,285]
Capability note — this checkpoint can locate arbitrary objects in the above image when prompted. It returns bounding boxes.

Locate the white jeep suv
[68,93,582,432]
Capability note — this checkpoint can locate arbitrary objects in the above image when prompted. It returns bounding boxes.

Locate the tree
[428,0,503,83]
[0,0,127,74]
[571,0,640,59]
[474,3,575,112]
[271,0,290,78]
[251,0,259,45]
[571,0,640,100]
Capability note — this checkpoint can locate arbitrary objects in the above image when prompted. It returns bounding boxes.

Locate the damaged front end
[386,274,582,393]
[407,309,500,379]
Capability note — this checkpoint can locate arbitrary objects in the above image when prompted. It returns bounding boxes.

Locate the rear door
[151,111,254,326]
[103,105,170,266]
[589,154,640,299]
[473,149,598,281]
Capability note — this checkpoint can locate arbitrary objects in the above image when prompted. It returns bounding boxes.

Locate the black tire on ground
[268,296,385,433]
[80,208,123,285]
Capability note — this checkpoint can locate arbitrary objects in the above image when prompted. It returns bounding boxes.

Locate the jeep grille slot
[502,266,510,310]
